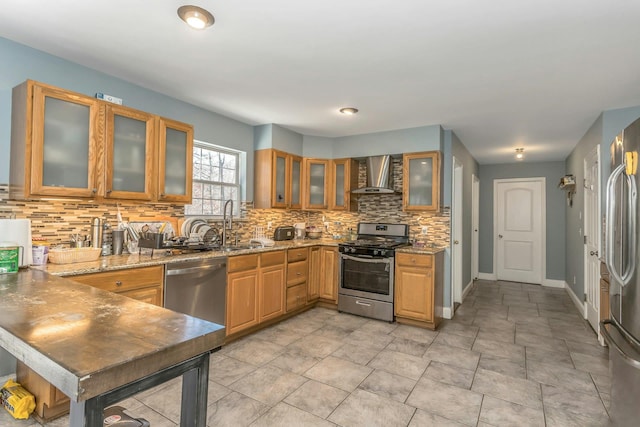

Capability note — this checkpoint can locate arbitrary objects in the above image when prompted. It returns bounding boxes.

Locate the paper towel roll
[0,219,33,266]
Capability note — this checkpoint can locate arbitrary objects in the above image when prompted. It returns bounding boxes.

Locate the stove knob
[373,249,379,256]
[350,247,356,253]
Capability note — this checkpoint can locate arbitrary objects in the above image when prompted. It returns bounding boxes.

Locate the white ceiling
[2,0,640,164]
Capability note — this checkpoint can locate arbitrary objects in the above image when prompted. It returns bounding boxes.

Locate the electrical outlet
[267,221,272,230]
[324,221,330,232]
[421,226,428,235]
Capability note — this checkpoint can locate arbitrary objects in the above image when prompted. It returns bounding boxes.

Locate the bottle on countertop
[101,221,112,256]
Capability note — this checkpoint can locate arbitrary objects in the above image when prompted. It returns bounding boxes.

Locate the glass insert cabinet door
[402,151,440,211]
[273,151,287,208]
[105,106,155,200]
[158,118,194,203]
[30,85,99,197]
[289,155,302,209]
[305,159,328,209]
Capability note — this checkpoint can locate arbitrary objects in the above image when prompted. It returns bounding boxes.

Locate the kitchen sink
[221,245,258,252]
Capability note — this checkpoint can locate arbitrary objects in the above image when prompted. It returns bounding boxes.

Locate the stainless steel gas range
[338,222,409,322]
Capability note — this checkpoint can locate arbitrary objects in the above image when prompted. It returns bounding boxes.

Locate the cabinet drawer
[288,247,308,263]
[228,254,259,272]
[286,283,307,312]
[287,260,308,285]
[261,250,285,268]
[396,253,432,268]
[72,266,163,292]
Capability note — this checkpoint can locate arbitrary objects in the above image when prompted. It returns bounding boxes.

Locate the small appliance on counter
[294,223,306,240]
[273,226,295,241]
[0,219,32,267]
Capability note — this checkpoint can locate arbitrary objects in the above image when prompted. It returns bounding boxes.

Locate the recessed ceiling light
[178,5,215,30]
[339,107,359,115]
[515,147,524,160]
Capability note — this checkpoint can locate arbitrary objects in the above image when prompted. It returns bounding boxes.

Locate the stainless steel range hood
[352,155,396,194]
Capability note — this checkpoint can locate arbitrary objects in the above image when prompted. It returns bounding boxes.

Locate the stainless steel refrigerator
[603,116,640,426]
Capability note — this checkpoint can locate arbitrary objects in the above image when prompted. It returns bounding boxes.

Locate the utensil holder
[138,233,164,249]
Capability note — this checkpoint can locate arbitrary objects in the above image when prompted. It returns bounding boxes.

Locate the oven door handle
[341,254,391,264]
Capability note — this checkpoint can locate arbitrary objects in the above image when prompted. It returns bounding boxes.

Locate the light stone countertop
[37,238,445,276]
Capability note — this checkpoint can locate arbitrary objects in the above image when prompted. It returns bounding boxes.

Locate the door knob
[498,234,503,239]
[454,240,459,244]
[590,250,599,256]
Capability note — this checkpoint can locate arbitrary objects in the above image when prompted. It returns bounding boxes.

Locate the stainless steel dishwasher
[164,257,226,326]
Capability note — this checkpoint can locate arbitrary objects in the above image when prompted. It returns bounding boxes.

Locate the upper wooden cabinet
[10,80,193,203]
[104,105,155,201]
[254,149,302,209]
[157,117,193,203]
[11,81,101,199]
[329,158,359,211]
[402,151,440,211]
[303,158,329,209]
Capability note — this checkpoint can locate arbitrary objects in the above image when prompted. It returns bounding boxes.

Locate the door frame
[451,157,464,310]
[493,177,546,284]
[583,145,601,331]
[472,174,480,281]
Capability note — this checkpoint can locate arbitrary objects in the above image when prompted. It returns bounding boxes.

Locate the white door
[495,178,544,284]
[472,174,480,281]
[584,146,601,333]
[451,158,463,306]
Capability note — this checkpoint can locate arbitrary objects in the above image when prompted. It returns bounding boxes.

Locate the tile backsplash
[0,183,449,248]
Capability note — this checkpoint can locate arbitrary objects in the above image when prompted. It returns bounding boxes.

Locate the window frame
[185,140,241,218]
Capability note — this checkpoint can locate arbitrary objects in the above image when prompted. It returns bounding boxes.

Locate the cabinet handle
[115,281,122,287]
[160,193,166,197]
[106,189,112,194]
[296,272,301,276]
[92,188,97,193]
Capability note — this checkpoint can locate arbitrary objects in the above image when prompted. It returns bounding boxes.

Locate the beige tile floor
[2,280,612,426]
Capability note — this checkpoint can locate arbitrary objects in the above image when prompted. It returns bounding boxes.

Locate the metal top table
[0,268,225,426]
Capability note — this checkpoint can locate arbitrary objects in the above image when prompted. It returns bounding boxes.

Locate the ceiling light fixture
[178,5,215,30]
[339,107,359,115]
[515,148,524,160]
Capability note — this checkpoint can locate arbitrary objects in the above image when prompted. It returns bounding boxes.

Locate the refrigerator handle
[600,320,640,369]
[606,163,635,287]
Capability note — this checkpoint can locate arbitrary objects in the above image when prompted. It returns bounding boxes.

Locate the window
[186,141,240,216]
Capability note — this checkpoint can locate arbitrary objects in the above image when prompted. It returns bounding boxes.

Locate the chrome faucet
[222,199,234,247]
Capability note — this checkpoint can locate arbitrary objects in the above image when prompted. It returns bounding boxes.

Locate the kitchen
[1,1,640,426]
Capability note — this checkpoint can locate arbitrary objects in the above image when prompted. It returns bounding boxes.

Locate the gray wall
[564,105,640,299]
[330,125,443,158]
[478,162,567,281]
[303,135,334,158]
[0,37,255,196]
[443,130,479,306]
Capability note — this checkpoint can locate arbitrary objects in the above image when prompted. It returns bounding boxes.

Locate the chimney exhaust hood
[352,155,396,194]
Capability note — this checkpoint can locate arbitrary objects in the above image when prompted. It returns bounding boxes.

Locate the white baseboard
[478,272,496,281]
[443,307,453,320]
[542,279,566,289]
[565,283,587,319]
[462,280,474,300]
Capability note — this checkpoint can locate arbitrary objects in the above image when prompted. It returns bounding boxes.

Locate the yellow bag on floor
[0,378,36,419]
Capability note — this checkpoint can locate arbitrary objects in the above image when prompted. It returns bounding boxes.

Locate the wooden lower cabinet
[287,283,307,311]
[286,247,308,312]
[307,246,321,302]
[72,265,164,306]
[318,246,339,302]
[17,265,164,422]
[227,268,259,335]
[259,251,286,322]
[394,251,444,330]
[226,251,287,336]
